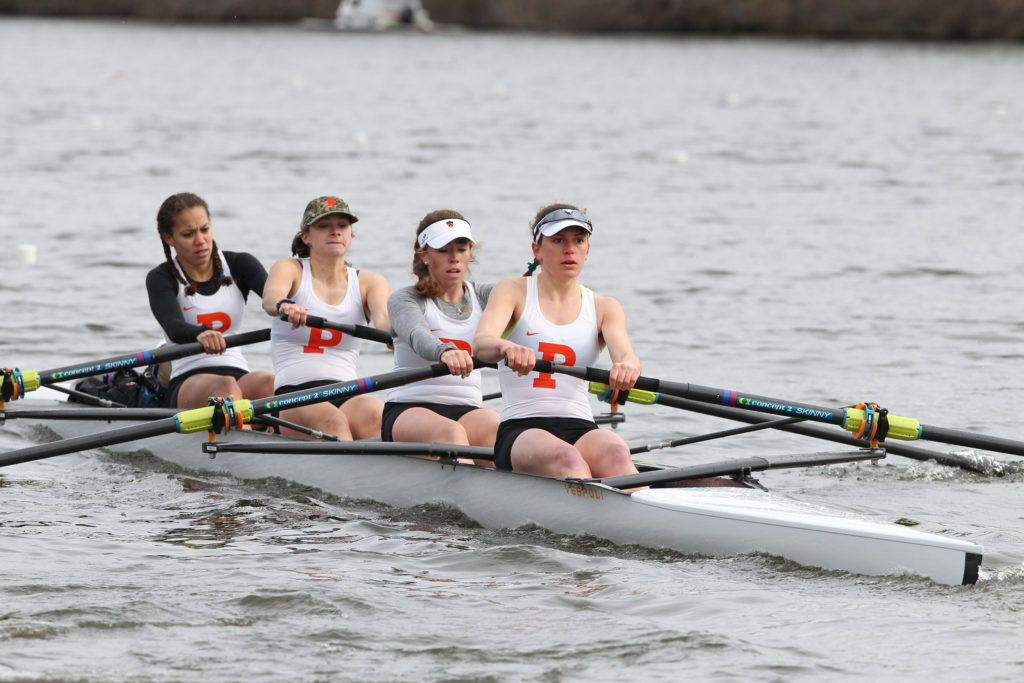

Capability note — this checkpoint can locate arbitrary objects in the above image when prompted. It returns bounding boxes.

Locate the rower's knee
[343,397,382,439]
[324,414,354,441]
[435,421,470,446]
[593,443,636,478]
[207,375,242,397]
[548,442,590,479]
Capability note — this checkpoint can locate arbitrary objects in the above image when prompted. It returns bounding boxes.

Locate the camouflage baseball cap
[301,196,359,227]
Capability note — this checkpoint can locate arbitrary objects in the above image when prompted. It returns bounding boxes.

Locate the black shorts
[167,366,250,408]
[492,417,600,471]
[381,401,480,441]
[274,379,358,409]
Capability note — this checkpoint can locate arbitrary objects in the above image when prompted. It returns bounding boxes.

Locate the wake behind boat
[1,397,983,586]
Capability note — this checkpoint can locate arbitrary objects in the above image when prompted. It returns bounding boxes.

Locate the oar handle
[280,312,393,346]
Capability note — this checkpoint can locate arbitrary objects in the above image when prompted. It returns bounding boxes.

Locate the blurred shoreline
[1,0,1023,40]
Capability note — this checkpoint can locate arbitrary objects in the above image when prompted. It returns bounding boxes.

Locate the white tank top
[498,277,599,421]
[387,284,483,405]
[271,260,364,389]
[167,256,249,379]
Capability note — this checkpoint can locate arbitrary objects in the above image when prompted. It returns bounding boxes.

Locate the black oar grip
[283,312,393,346]
[531,360,662,392]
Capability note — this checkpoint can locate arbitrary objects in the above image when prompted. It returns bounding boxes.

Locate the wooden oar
[533,360,1024,459]
[281,312,393,346]
[0,362,472,468]
[597,449,882,489]
[593,384,992,473]
[1,329,271,402]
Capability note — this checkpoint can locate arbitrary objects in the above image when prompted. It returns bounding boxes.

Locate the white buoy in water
[17,244,37,264]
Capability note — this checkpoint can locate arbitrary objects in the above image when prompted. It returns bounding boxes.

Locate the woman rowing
[473,203,641,478]
[262,196,390,440]
[382,210,498,453]
[146,192,275,409]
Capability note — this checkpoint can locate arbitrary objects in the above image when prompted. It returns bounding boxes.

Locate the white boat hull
[4,399,983,585]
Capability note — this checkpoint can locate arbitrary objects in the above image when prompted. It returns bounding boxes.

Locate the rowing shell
[4,399,983,585]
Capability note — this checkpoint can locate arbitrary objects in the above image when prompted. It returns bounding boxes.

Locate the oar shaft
[0,362,470,468]
[1,407,178,421]
[629,416,805,455]
[252,414,340,441]
[203,440,494,460]
[653,394,991,474]
[0,418,177,468]
[536,361,846,426]
[544,361,1024,459]
[250,363,457,416]
[43,382,128,407]
[599,450,879,489]
[38,329,271,385]
[921,425,1024,458]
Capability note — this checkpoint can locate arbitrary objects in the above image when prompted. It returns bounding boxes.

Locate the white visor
[417,218,475,249]
[535,218,592,239]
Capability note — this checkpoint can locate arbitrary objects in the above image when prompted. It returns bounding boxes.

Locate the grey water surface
[2,17,1024,682]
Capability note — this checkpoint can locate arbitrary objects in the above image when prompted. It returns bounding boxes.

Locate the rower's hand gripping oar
[278,312,393,346]
[0,328,271,404]
[0,361,491,468]
[532,360,1024,459]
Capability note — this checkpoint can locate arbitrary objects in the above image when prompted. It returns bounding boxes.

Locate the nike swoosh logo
[526,331,540,336]
[184,306,195,311]
[430,328,442,332]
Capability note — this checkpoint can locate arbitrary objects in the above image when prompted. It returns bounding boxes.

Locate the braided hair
[156,192,233,295]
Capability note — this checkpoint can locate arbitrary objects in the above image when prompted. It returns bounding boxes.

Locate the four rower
[146,192,275,409]
[262,196,390,440]
[382,210,499,455]
[472,204,642,478]
[146,194,638,468]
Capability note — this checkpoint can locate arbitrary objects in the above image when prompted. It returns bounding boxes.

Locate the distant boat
[300,0,437,32]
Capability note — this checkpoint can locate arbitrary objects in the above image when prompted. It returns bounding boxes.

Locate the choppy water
[3,16,1024,681]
